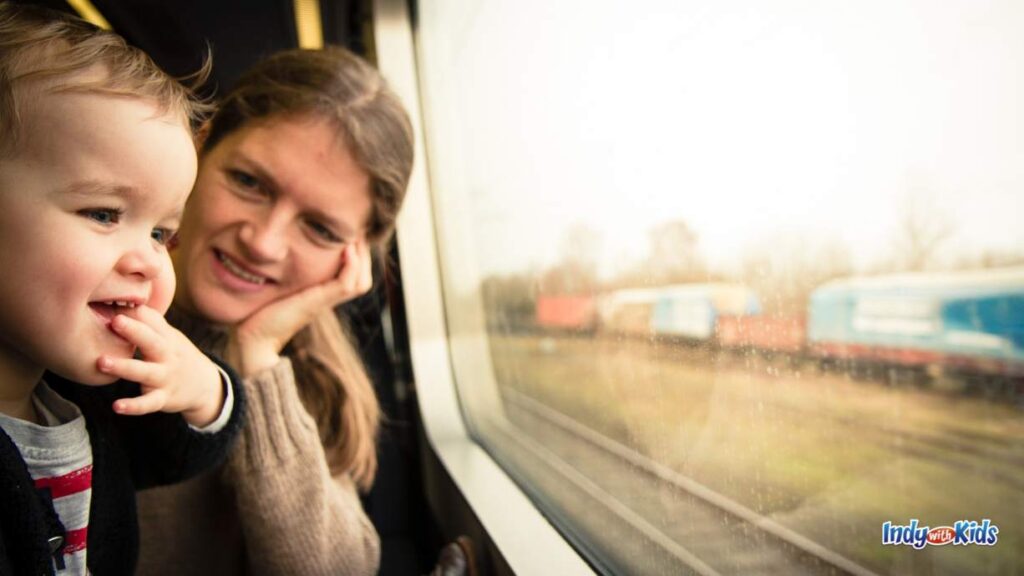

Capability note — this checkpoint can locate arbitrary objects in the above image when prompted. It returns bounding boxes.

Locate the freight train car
[807,267,1024,380]
[535,295,598,332]
[596,288,662,336]
[597,284,761,341]
[650,283,761,340]
[716,315,806,354]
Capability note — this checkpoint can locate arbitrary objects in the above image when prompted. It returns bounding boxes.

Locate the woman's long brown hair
[205,47,414,490]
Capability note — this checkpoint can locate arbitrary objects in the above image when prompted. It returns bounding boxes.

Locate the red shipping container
[716,316,805,352]
[536,295,596,330]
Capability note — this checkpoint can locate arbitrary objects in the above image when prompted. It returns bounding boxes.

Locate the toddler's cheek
[149,267,177,314]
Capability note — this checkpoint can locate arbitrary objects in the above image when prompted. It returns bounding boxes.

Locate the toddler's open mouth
[88,300,139,322]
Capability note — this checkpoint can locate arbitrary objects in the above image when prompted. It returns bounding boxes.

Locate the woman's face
[173,114,373,325]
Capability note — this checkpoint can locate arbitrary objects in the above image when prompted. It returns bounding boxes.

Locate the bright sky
[415,0,1024,281]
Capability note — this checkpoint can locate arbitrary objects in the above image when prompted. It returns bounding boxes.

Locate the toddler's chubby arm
[97,305,226,427]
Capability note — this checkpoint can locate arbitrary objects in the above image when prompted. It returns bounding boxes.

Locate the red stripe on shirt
[33,465,93,499]
[63,527,88,554]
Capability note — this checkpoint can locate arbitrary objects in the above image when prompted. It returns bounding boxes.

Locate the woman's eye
[229,169,262,192]
[151,228,178,247]
[80,208,123,225]
[306,220,343,244]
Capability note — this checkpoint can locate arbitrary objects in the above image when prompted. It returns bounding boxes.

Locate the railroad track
[497,388,881,576]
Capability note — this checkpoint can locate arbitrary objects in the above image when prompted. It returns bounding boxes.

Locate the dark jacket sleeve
[48,353,247,490]
[116,354,247,489]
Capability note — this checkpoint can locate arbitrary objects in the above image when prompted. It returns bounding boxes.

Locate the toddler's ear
[194,120,211,151]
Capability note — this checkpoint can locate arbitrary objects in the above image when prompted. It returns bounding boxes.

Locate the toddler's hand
[226,241,372,377]
[98,305,225,427]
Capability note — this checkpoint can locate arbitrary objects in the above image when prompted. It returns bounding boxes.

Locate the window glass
[413,2,1023,574]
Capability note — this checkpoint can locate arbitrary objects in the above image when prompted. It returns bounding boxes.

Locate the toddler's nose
[116,237,165,280]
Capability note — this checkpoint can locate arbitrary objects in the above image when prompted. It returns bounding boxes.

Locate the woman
[136,47,414,576]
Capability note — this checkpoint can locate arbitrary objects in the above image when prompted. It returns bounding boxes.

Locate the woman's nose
[237,217,288,263]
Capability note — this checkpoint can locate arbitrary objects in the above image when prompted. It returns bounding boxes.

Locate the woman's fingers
[329,242,372,302]
[335,244,360,292]
[233,242,374,361]
[355,242,373,294]
[113,388,169,416]
[266,242,371,320]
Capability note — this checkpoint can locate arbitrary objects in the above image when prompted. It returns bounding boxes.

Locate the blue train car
[650,284,761,340]
[808,267,1024,377]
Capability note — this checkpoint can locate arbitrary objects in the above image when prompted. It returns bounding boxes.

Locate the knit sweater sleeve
[225,356,380,576]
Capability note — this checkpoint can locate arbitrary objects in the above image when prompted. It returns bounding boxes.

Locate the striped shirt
[0,382,93,575]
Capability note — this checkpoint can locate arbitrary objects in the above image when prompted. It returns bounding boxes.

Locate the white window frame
[371,1,595,573]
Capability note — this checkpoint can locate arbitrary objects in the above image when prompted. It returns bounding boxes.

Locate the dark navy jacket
[0,356,245,576]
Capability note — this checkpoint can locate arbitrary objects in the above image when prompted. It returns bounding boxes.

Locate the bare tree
[539,223,603,295]
[954,249,1024,270]
[893,192,956,272]
[742,234,854,316]
[645,219,706,284]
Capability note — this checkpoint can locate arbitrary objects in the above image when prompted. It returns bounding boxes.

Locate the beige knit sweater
[135,307,380,576]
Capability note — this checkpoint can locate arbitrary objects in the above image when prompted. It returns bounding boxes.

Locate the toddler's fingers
[132,304,171,331]
[113,389,169,417]
[109,314,165,360]
[98,355,166,385]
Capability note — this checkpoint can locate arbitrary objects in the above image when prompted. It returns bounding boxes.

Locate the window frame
[371,1,595,573]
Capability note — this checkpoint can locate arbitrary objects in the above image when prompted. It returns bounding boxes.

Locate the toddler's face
[0,90,197,385]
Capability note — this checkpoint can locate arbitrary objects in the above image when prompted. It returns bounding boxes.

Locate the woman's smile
[210,248,275,292]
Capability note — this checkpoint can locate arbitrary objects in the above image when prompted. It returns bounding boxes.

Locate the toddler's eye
[151,228,178,247]
[80,208,123,225]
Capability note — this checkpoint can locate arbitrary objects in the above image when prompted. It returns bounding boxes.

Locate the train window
[403,1,1022,574]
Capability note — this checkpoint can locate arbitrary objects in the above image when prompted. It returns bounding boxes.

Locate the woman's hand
[97,305,225,427]
[226,241,373,377]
